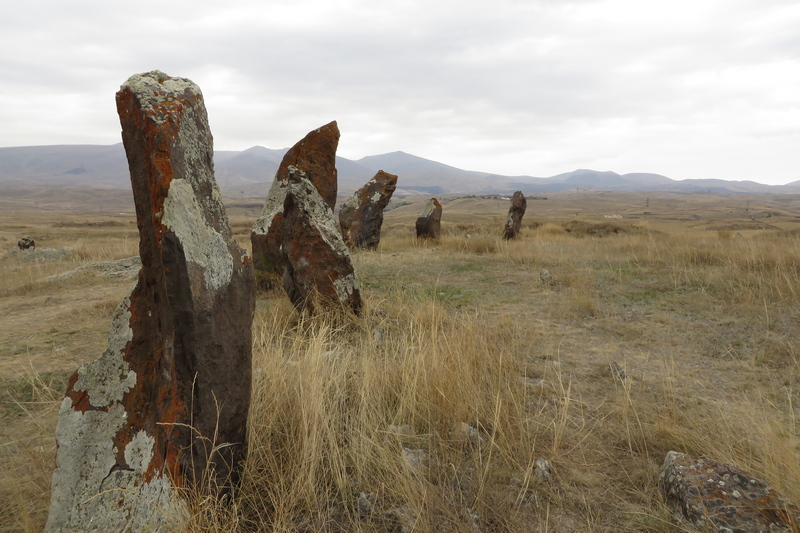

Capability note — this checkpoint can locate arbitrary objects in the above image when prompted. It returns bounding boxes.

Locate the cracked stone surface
[46,70,255,532]
[281,166,362,315]
[251,121,339,287]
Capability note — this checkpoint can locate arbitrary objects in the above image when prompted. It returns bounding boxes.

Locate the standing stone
[660,451,800,532]
[281,166,362,315]
[339,170,398,250]
[415,198,442,240]
[251,121,339,287]
[503,191,527,240]
[17,235,35,250]
[46,71,255,532]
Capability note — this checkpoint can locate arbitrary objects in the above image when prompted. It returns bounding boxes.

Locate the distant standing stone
[17,235,35,250]
[503,191,527,240]
[46,71,255,532]
[339,170,398,250]
[415,198,442,240]
[660,450,800,532]
[251,121,340,287]
[281,166,363,315]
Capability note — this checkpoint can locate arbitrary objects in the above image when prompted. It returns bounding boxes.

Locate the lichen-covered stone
[415,198,442,240]
[17,235,35,250]
[251,121,339,287]
[46,71,255,532]
[503,191,527,240]
[660,451,800,532]
[339,170,398,250]
[281,166,362,315]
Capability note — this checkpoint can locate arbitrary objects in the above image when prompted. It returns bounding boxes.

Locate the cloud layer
[1,0,798,183]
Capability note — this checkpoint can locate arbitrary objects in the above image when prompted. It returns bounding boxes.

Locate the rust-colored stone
[503,191,527,240]
[339,170,398,250]
[46,71,255,532]
[250,121,339,287]
[415,198,442,240]
[660,451,800,532]
[281,166,362,315]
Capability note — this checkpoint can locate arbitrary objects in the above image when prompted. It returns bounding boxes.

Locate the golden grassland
[2,190,800,531]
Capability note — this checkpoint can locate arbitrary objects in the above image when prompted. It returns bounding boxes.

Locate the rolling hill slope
[0,144,796,197]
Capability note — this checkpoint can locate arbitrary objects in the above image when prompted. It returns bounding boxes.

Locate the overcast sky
[1,0,798,184]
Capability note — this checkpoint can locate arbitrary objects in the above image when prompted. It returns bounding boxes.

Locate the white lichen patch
[370,191,382,204]
[285,171,352,260]
[420,199,437,218]
[252,172,290,235]
[74,295,136,408]
[162,179,233,291]
[340,194,359,213]
[333,273,360,302]
[120,71,202,126]
[125,430,156,472]
[46,401,123,531]
[47,389,186,532]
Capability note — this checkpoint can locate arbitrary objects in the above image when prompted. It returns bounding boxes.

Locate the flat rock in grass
[46,71,255,532]
[281,166,362,315]
[660,450,800,532]
[503,191,527,240]
[339,170,398,250]
[415,197,442,240]
[4,247,73,261]
[250,121,339,287]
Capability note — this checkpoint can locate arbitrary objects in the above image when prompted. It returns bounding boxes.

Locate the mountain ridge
[0,143,796,197]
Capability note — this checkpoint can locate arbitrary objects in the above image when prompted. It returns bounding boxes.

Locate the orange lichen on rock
[660,451,800,532]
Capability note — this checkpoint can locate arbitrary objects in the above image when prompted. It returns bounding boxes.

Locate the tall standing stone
[46,71,255,532]
[415,198,442,240]
[250,121,339,287]
[281,166,362,315]
[339,170,398,250]
[503,191,527,240]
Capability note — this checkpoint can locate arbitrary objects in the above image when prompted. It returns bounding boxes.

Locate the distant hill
[0,144,797,197]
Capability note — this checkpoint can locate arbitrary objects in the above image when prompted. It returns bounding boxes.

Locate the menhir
[415,198,442,240]
[250,121,339,288]
[45,71,255,532]
[281,166,363,315]
[339,170,398,250]
[503,191,527,240]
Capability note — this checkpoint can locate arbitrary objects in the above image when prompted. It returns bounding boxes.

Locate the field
[2,189,800,531]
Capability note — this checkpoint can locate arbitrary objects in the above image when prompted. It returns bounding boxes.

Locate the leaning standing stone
[250,121,339,287]
[415,198,442,240]
[339,170,398,250]
[503,191,527,240]
[281,166,362,315]
[46,71,255,532]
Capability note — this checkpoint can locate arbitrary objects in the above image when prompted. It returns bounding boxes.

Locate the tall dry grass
[4,218,800,531]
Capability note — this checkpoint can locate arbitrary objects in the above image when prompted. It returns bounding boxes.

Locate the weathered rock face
[503,191,527,240]
[17,235,35,250]
[46,71,255,532]
[339,170,398,250]
[281,166,362,315]
[660,451,800,532]
[415,198,442,240]
[250,121,339,287]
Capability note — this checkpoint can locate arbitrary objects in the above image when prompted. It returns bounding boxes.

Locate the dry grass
[2,192,800,531]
